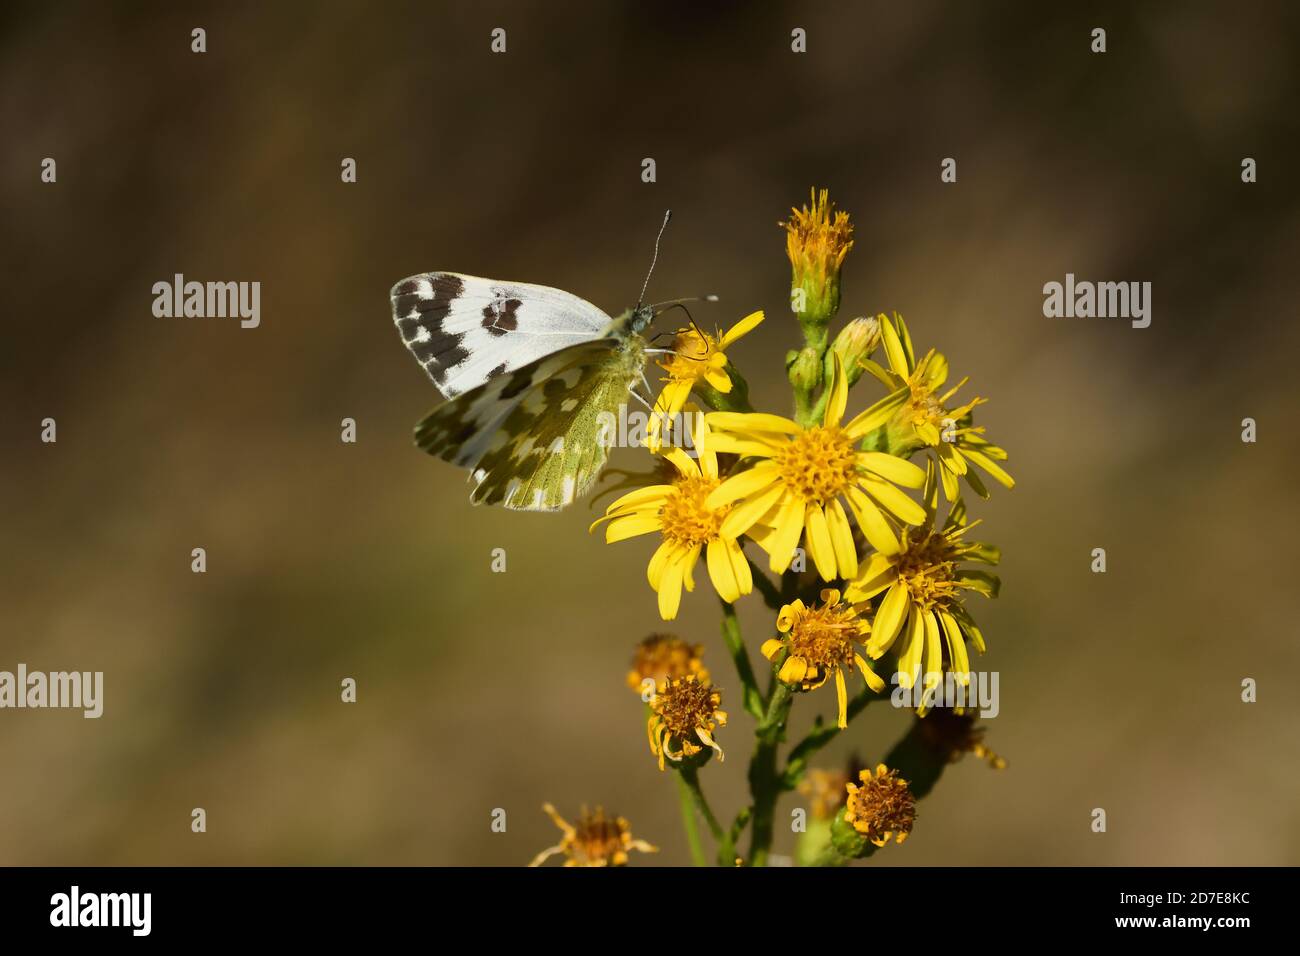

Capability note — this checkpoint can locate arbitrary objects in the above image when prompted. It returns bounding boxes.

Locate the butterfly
[391,212,703,511]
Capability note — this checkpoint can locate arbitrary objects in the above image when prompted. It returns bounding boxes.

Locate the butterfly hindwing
[415,338,643,511]
[391,272,613,398]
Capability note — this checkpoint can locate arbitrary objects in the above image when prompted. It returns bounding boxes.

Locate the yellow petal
[657,552,687,620]
[663,445,700,479]
[825,498,858,579]
[707,412,802,434]
[647,538,675,589]
[843,386,910,439]
[761,638,784,660]
[896,604,925,689]
[859,476,927,525]
[857,452,925,488]
[855,653,885,692]
[922,608,943,688]
[605,514,663,543]
[706,461,781,509]
[835,668,848,729]
[720,309,764,347]
[804,502,838,582]
[706,538,741,603]
[726,537,753,596]
[778,655,808,683]
[844,485,902,555]
[844,551,897,602]
[881,314,910,375]
[962,447,1015,488]
[706,434,785,458]
[766,495,806,574]
[703,366,732,392]
[718,481,785,540]
[939,609,970,682]
[823,353,848,427]
[867,581,909,657]
[600,484,674,519]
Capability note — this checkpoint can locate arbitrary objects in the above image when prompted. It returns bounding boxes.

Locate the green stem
[720,600,764,720]
[674,770,708,867]
[678,763,730,867]
[747,680,793,867]
[747,560,784,611]
[782,686,877,789]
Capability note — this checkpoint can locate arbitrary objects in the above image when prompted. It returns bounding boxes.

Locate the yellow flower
[782,188,854,323]
[591,411,751,620]
[843,467,1000,698]
[865,312,1013,500]
[761,588,885,729]
[647,674,727,771]
[705,354,926,581]
[649,310,764,448]
[529,803,657,867]
[626,634,710,692]
[843,764,915,847]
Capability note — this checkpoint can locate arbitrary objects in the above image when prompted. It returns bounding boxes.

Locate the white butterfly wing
[391,272,613,398]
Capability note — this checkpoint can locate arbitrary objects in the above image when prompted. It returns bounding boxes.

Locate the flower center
[653,677,720,741]
[659,475,727,548]
[902,376,946,430]
[658,328,719,382]
[845,766,915,845]
[786,601,862,670]
[894,530,961,610]
[571,810,627,864]
[775,425,857,503]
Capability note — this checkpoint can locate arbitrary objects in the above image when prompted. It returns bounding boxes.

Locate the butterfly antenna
[636,210,673,309]
[649,294,720,310]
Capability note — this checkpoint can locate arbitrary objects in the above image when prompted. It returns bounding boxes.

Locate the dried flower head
[918,709,1007,769]
[647,674,727,771]
[843,764,916,847]
[529,803,657,867]
[799,767,852,821]
[762,588,885,728]
[627,634,710,692]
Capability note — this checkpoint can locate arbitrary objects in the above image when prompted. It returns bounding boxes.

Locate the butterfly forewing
[391,272,613,398]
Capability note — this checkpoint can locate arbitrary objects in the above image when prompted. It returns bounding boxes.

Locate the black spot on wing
[481,294,522,337]
[500,366,536,400]
[487,363,508,379]
[393,274,469,384]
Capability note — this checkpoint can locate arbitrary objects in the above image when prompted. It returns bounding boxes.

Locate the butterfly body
[392,271,656,511]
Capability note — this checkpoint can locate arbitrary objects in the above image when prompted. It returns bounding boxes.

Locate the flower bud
[830,316,881,387]
[781,188,854,332]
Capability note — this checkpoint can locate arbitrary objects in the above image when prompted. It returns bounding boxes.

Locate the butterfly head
[630,304,657,335]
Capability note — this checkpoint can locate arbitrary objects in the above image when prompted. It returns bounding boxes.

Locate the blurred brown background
[2,1,1298,866]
